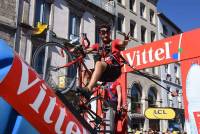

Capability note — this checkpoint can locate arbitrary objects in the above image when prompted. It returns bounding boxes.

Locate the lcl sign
[144,108,176,120]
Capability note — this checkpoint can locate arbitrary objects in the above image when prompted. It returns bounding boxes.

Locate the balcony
[87,0,115,15]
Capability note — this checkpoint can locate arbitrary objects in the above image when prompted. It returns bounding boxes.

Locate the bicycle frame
[80,87,110,132]
[33,29,113,132]
[58,47,92,87]
[48,30,93,87]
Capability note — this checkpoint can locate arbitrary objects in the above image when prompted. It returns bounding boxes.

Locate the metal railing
[87,0,115,15]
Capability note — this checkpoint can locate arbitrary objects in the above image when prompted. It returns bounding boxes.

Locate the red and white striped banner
[0,53,90,134]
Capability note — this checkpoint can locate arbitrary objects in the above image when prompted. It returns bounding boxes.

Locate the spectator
[104,81,122,133]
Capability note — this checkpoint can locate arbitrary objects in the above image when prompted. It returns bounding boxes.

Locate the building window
[117,14,125,32]
[178,95,182,108]
[32,0,50,65]
[162,24,168,35]
[152,67,158,75]
[129,0,136,12]
[167,86,173,107]
[140,3,146,18]
[175,77,181,84]
[95,26,100,43]
[150,31,156,42]
[174,65,178,74]
[150,9,155,24]
[141,26,146,43]
[148,87,157,107]
[34,0,51,26]
[165,64,172,81]
[130,20,136,38]
[117,0,125,5]
[175,65,180,84]
[165,65,168,73]
[69,13,81,41]
[165,64,171,74]
[117,0,122,3]
[131,84,142,114]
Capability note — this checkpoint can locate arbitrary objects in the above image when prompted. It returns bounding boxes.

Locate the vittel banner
[121,28,200,72]
[120,28,200,134]
[0,40,90,134]
[181,58,200,134]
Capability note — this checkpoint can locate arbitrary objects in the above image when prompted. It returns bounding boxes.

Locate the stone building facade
[0,0,17,46]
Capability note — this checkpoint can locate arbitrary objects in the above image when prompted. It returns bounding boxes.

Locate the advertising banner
[121,28,200,72]
[120,28,200,134]
[0,40,90,134]
[181,57,200,134]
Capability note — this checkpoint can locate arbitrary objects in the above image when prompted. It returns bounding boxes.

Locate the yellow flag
[32,22,48,35]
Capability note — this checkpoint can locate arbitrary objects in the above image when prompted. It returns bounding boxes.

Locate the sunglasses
[99,30,110,35]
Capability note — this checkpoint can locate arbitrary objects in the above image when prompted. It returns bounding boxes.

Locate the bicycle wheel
[32,42,77,93]
[85,96,112,132]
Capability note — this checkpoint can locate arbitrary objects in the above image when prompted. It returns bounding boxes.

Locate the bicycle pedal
[76,87,92,100]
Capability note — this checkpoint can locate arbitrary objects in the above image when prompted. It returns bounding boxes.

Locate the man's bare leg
[82,70,91,87]
[87,61,107,91]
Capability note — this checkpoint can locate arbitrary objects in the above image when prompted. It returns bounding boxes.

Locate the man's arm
[122,32,131,47]
[85,47,94,54]
[118,40,129,47]
[112,39,129,51]
[84,43,99,54]
[116,84,122,111]
[122,40,129,47]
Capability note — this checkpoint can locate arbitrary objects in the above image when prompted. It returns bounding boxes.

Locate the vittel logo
[124,41,171,67]
[16,60,88,134]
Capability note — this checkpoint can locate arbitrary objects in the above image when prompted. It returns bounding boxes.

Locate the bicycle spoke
[32,42,77,93]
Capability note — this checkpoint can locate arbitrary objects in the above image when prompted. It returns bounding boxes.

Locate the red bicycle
[32,31,92,93]
[32,31,113,132]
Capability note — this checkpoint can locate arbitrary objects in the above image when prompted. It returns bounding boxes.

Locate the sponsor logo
[124,41,171,67]
[145,108,175,120]
[1,55,88,134]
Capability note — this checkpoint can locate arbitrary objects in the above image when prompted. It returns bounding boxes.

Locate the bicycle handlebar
[74,45,86,57]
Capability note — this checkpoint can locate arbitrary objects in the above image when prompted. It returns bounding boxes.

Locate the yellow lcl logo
[144,108,176,120]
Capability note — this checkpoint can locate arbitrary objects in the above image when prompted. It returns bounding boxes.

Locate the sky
[157,0,200,32]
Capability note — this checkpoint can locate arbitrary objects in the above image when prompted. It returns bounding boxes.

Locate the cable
[119,55,172,93]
